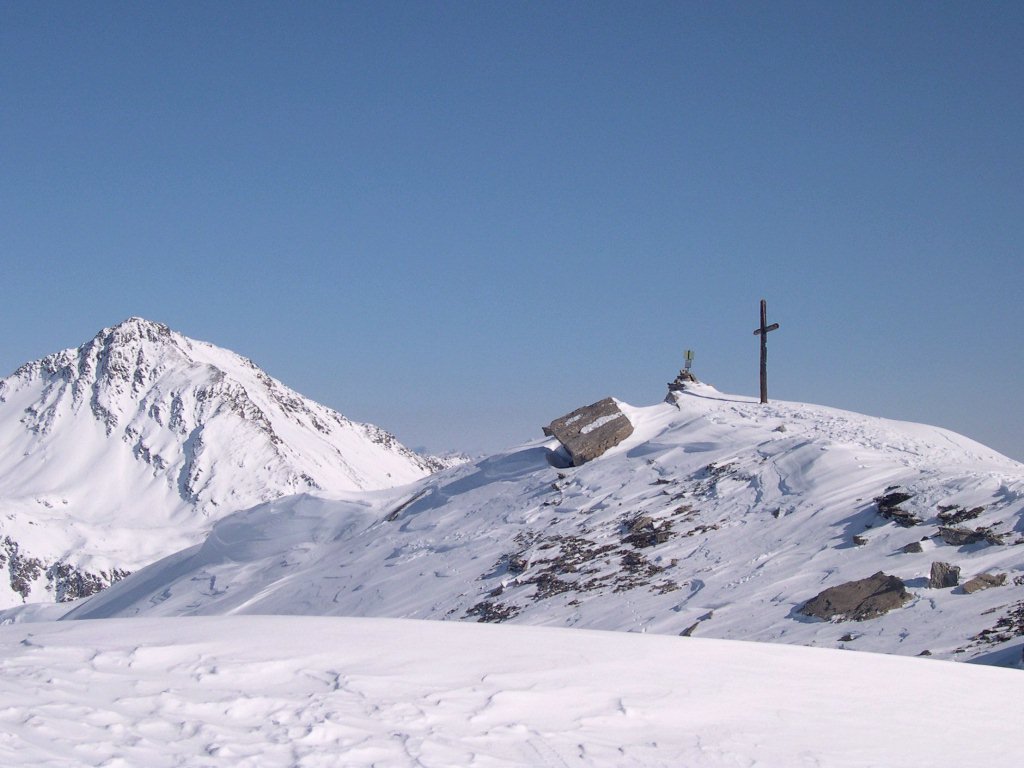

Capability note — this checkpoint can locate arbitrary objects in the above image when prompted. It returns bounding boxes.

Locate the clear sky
[3,1,1022,460]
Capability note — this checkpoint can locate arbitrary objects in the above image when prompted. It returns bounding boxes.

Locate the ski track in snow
[0,615,1022,768]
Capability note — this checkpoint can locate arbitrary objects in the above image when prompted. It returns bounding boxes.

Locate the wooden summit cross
[752,299,779,404]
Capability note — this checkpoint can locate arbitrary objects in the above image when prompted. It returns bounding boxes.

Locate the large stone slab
[799,571,910,622]
[962,572,1006,594]
[929,561,960,589]
[543,397,634,466]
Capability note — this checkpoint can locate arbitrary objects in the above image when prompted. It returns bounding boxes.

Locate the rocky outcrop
[2,536,129,603]
[875,490,920,527]
[800,571,911,622]
[929,561,960,588]
[937,526,1004,547]
[543,398,634,466]
[937,504,985,525]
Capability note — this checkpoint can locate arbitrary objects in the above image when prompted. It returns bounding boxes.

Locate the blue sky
[3,1,1022,459]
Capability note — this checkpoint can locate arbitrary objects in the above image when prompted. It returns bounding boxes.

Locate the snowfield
[1,615,1020,767]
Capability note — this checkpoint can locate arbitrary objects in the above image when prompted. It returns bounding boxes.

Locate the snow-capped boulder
[543,397,634,465]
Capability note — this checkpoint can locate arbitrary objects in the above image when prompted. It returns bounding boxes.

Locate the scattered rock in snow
[929,561,960,589]
[902,541,923,554]
[465,600,520,623]
[543,398,634,466]
[800,571,911,622]
[937,526,1005,547]
[962,572,1006,595]
[971,601,1024,647]
[874,490,920,527]
[853,535,868,547]
[622,514,673,549]
[937,504,985,526]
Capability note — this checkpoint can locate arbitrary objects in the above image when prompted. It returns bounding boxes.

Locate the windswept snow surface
[55,384,1024,664]
[0,616,1021,767]
[0,317,436,607]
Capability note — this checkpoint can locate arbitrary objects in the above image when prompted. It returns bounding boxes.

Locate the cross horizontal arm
[752,323,780,335]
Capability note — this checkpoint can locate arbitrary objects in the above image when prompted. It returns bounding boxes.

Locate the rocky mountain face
[0,317,439,608]
[53,383,1024,666]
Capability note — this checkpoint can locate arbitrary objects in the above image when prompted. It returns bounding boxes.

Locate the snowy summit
[0,317,439,607]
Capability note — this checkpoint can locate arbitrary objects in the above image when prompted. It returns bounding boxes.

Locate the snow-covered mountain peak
[0,318,440,607]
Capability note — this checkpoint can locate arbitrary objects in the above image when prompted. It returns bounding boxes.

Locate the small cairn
[667,368,699,393]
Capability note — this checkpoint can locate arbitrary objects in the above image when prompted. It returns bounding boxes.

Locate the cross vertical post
[752,299,779,404]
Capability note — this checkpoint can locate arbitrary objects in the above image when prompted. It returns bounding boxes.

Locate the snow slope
[54,383,1024,665]
[0,615,1020,767]
[0,318,438,607]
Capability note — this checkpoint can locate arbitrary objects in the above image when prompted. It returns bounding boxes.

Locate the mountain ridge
[46,382,1024,666]
[0,317,443,607]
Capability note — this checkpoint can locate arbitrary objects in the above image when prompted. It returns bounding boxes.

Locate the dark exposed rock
[874,490,920,527]
[45,563,130,602]
[800,571,911,622]
[680,610,714,637]
[962,572,1006,594]
[3,537,44,600]
[902,541,923,553]
[853,535,868,546]
[3,536,130,603]
[614,551,667,592]
[465,600,520,623]
[971,601,1024,646]
[543,397,634,466]
[937,505,985,525]
[937,526,1005,547]
[680,622,700,637]
[929,561,960,588]
[623,514,673,549]
[666,369,698,394]
[528,572,574,599]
